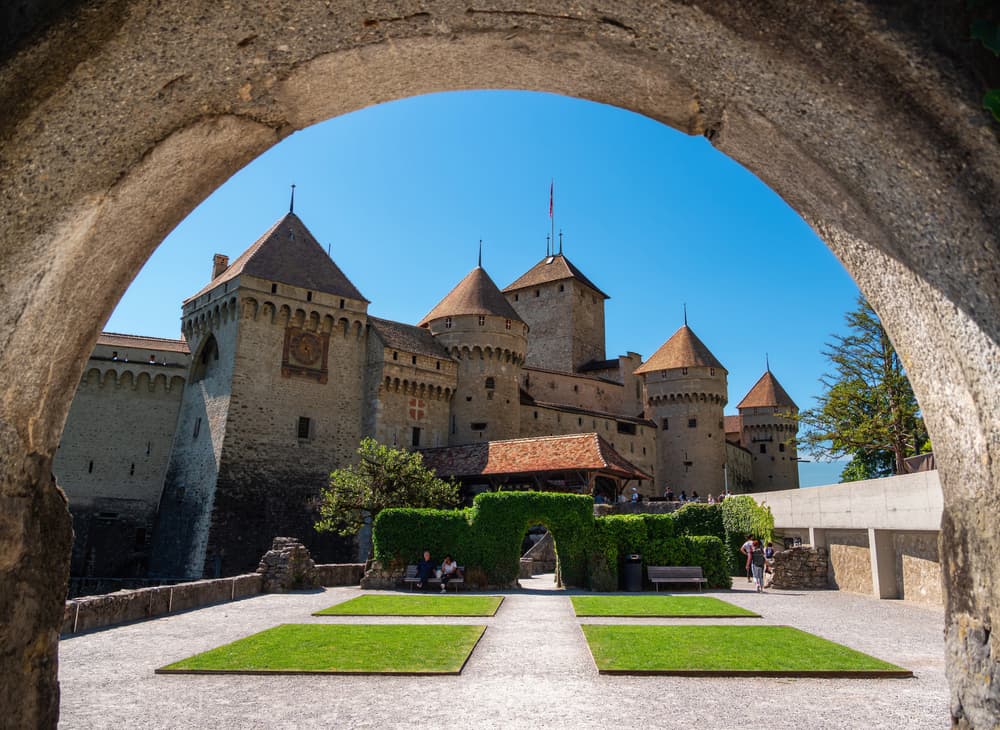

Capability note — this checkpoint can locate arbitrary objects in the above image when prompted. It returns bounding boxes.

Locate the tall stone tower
[419,265,527,445]
[736,368,800,491]
[151,212,369,578]
[502,252,607,372]
[635,325,728,495]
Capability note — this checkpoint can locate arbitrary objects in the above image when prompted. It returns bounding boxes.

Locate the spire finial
[289,183,296,213]
[683,303,688,326]
[478,239,483,268]
[766,352,771,372]
[558,229,563,255]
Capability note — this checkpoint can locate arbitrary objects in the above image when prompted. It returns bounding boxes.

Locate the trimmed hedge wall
[373,492,738,590]
[721,495,776,575]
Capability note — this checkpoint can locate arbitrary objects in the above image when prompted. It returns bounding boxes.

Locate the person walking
[740,535,755,583]
[750,539,767,592]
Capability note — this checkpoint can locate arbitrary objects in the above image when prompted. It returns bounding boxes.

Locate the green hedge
[373,492,736,590]
[720,495,775,575]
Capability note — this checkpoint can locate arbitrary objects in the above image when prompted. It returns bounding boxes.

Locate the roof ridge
[418,266,523,326]
[634,324,726,374]
[502,253,609,299]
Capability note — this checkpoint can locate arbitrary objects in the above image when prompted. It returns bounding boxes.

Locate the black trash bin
[624,554,643,592]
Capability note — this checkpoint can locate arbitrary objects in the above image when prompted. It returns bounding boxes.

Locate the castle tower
[419,266,527,445]
[736,368,800,491]
[151,211,369,578]
[635,325,728,495]
[502,252,608,372]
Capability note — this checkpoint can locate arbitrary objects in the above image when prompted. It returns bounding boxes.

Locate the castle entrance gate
[1,3,997,727]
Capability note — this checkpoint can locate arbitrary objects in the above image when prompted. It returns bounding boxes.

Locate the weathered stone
[256,537,317,593]
[771,547,830,590]
[1,2,998,726]
[314,563,365,587]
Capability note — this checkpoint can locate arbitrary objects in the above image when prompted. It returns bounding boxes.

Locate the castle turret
[420,266,527,444]
[151,211,368,578]
[635,325,728,495]
[736,368,800,491]
[502,252,607,373]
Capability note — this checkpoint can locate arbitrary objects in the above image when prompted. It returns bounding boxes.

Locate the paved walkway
[59,581,948,729]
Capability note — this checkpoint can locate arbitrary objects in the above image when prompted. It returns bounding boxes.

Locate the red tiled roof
[185,213,366,304]
[503,253,609,299]
[634,325,726,374]
[418,266,523,326]
[369,317,453,360]
[419,433,651,481]
[97,332,189,354]
[724,415,742,434]
[737,370,798,410]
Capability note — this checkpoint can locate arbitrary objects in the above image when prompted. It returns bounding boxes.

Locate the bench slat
[646,565,707,592]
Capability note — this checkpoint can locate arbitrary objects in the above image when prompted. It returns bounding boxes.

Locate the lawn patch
[581,625,911,677]
[571,595,758,618]
[156,624,486,675]
[314,594,503,617]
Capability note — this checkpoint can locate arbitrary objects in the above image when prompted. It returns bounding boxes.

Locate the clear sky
[106,90,856,486]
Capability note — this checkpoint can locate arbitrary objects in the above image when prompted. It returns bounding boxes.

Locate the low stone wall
[827,530,873,595]
[771,547,830,590]
[894,531,943,605]
[61,574,263,635]
[315,563,365,587]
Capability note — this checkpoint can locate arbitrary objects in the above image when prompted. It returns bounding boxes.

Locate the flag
[549,180,553,218]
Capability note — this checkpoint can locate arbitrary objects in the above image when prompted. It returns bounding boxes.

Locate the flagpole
[549,180,555,257]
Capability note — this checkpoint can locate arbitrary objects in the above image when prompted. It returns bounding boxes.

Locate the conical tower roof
[185,212,367,303]
[419,266,523,327]
[737,370,798,410]
[634,325,726,374]
[502,253,609,299]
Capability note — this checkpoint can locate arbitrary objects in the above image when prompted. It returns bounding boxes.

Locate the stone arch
[2,4,999,726]
[117,370,134,389]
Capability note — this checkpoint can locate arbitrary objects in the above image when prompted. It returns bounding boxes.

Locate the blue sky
[106,90,856,486]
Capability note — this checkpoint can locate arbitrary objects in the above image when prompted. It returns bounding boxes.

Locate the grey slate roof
[185,213,367,303]
[369,316,453,359]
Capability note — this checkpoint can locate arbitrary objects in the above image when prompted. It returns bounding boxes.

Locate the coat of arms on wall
[281,327,330,384]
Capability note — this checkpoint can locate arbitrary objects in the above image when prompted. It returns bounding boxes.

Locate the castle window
[411,427,421,447]
[534,411,538,420]
[444,317,452,329]
[559,284,565,292]
[411,355,417,365]
[578,417,583,426]
[617,422,637,435]
[485,377,495,389]
[340,299,345,308]
[573,385,579,392]
[514,294,519,301]
[146,442,151,456]
[471,422,487,432]
[88,460,94,474]
[534,289,540,297]
[451,416,456,435]
[193,418,201,438]
[682,367,688,375]
[505,319,511,330]
[478,315,485,326]
[710,367,715,376]
[392,351,398,361]
[271,283,278,294]
[688,418,697,428]
[759,443,767,454]
[306,291,313,302]
[297,417,312,440]
[129,463,135,476]
[436,361,441,370]
[642,447,646,455]
[779,443,786,452]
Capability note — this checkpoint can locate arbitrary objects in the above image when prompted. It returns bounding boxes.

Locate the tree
[315,438,460,539]
[798,296,929,480]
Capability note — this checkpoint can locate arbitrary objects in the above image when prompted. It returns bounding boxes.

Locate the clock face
[290,332,321,366]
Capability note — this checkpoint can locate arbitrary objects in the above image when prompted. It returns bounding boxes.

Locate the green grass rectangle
[314,594,503,617]
[571,595,759,618]
[580,625,911,677]
[156,624,486,675]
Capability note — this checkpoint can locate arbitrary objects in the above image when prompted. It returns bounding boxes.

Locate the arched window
[192,335,220,382]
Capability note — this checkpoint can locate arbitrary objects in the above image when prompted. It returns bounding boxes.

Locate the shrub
[720,495,775,574]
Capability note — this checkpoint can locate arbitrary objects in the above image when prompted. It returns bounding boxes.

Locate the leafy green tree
[315,438,460,540]
[798,296,929,480]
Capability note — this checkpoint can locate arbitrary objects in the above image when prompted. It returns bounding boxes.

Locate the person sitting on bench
[415,549,435,589]
[439,555,461,592]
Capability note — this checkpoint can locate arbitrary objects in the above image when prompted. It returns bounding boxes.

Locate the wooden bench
[647,566,708,592]
[403,565,465,592]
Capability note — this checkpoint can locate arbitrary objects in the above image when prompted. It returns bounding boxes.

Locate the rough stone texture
[313,562,365,587]
[895,531,944,607]
[827,530,874,596]
[255,537,317,593]
[1,1,998,726]
[771,546,830,590]
[359,560,405,590]
[523,530,557,574]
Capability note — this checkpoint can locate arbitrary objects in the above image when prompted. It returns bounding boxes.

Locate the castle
[55,210,800,582]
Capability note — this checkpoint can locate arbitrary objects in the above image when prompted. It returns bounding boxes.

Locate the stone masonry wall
[771,546,830,589]
[895,531,943,606]
[827,530,873,595]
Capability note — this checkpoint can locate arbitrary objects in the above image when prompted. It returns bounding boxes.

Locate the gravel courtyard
[59,580,948,729]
